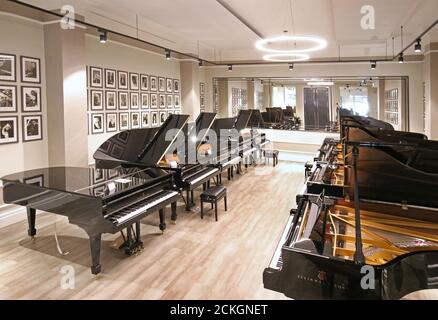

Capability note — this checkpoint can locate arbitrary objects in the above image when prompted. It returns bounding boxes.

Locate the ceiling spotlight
[165,49,171,60]
[255,35,327,53]
[289,64,294,70]
[228,65,233,72]
[398,53,404,64]
[371,61,377,69]
[198,60,203,68]
[414,39,422,53]
[99,30,107,44]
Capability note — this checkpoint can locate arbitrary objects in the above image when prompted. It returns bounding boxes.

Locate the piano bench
[264,150,279,167]
[200,186,227,222]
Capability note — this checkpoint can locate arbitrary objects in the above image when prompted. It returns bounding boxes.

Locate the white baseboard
[0,204,26,229]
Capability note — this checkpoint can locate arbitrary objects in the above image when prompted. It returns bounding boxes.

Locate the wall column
[424,43,438,139]
[180,61,200,121]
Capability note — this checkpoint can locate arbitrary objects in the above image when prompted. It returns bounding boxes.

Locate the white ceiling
[16,0,438,62]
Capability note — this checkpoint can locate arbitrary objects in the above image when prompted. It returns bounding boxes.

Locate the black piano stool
[264,150,279,167]
[200,186,227,222]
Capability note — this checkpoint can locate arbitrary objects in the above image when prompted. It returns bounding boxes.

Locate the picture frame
[130,92,139,109]
[131,112,140,129]
[159,111,167,125]
[130,73,139,90]
[0,85,17,113]
[0,53,16,82]
[0,116,18,144]
[106,113,117,132]
[200,95,205,109]
[92,168,106,184]
[150,93,158,109]
[105,68,117,89]
[141,111,150,128]
[22,115,43,142]
[119,112,130,131]
[173,79,180,93]
[105,91,117,110]
[151,111,159,127]
[90,90,104,111]
[118,91,129,110]
[91,113,104,134]
[158,77,165,92]
[118,71,128,90]
[88,66,102,88]
[166,78,173,93]
[21,56,41,84]
[150,76,158,92]
[174,95,181,109]
[140,74,149,91]
[159,94,166,109]
[21,86,42,113]
[167,94,173,109]
[141,93,149,109]
[200,82,205,96]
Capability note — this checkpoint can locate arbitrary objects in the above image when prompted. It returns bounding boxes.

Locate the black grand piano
[264,114,438,299]
[1,114,189,275]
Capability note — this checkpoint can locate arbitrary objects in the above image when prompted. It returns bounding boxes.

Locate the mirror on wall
[213,77,409,132]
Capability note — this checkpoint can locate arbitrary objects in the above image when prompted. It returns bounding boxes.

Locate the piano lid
[234,110,253,131]
[195,112,217,147]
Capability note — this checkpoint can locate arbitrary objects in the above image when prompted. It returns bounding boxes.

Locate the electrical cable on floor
[54,221,70,256]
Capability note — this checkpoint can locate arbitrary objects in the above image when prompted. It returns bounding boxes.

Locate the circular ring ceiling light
[256,35,328,53]
[263,53,310,62]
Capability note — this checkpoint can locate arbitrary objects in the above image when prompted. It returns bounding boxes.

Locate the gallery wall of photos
[86,65,182,135]
[0,53,44,145]
[231,88,248,117]
[384,88,399,126]
[200,82,206,112]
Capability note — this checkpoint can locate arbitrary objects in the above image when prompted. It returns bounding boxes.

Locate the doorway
[303,87,330,130]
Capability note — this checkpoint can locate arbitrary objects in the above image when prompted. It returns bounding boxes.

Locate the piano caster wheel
[30,236,36,241]
[171,220,177,225]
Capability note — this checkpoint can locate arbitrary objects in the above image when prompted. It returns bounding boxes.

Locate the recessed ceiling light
[262,53,310,62]
[255,35,327,53]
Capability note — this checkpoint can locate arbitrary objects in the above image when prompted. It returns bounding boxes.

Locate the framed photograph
[0,85,17,113]
[22,115,42,142]
[92,168,105,184]
[167,94,173,109]
[166,78,173,93]
[118,71,128,89]
[24,174,44,186]
[150,93,158,109]
[173,79,180,93]
[159,94,166,109]
[141,111,150,128]
[130,92,139,109]
[106,113,117,132]
[21,86,41,113]
[118,91,129,110]
[105,91,117,110]
[130,73,139,90]
[91,113,104,134]
[105,68,117,89]
[151,111,159,127]
[150,76,158,92]
[167,110,173,116]
[90,90,103,110]
[141,93,149,109]
[174,95,181,109]
[0,54,16,82]
[174,110,181,115]
[131,112,140,129]
[88,66,102,88]
[140,74,149,91]
[21,56,41,84]
[159,111,167,125]
[158,77,165,92]
[0,116,18,144]
[200,82,205,95]
[200,95,205,109]
[119,112,129,131]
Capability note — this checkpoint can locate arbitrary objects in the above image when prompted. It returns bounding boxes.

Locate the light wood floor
[0,161,305,300]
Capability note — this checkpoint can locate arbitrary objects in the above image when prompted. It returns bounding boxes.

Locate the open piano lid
[194,112,217,148]
[94,114,189,168]
[234,110,253,131]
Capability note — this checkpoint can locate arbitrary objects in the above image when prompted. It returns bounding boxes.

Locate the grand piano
[264,114,438,299]
[1,115,189,275]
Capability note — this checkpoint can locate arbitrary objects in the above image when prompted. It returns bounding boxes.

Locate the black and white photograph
[173,79,180,93]
[0,116,18,144]
[141,111,150,128]
[92,168,105,184]
[105,91,117,110]
[159,94,166,109]
[119,112,129,131]
[21,86,41,113]
[118,71,128,89]
[91,113,104,134]
[200,82,205,95]
[89,66,102,88]
[150,93,158,109]
[0,85,17,113]
[131,112,140,129]
[0,54,16,82]
[166,78,173,93]
[140,74,149,91]
[159,111,167,125]
[174,95,180,109]
[167,94,173,109]
[158,77,165,92]
[151,111,158,127]
[150,76,157,91]
[106,113,117,132]
[130,73,139,90]
[200,95,205,109]
[130,92,139,109]
[141,93,149,109]
[22,115,42,142]
[90,90,103,110]
[21,56,41,84]
[105,69,117,89]
[118,91,129,110]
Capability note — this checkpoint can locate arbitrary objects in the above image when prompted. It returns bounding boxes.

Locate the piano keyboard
[187,168,219,186]
[105,190,178,225]
[269,213,295,270]
[221,157,241,168]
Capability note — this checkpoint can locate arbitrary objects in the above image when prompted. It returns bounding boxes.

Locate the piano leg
[27,207,36,238]
[159,208,166,233]
[88,233,102,275]
[190,190,195,206]
[185,190,191,211]
[171,202,177,222]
